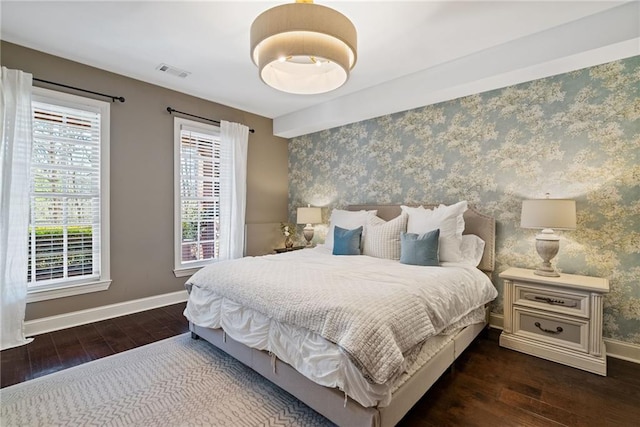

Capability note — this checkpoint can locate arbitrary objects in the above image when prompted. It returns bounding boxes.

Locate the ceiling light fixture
[250,0,357,95]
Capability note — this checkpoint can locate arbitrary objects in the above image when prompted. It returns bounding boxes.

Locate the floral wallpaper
[288,56,640,345]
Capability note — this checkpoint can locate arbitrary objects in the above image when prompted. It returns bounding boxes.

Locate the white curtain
[0,67,34,350]
[219,121,249,260]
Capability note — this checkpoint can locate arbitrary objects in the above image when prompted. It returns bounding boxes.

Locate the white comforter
[185,246,497,385]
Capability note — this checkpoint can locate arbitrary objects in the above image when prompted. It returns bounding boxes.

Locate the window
[27,87,110,302]
[174,118,222,276]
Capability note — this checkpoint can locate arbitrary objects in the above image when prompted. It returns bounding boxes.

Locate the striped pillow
[363,213,408,260]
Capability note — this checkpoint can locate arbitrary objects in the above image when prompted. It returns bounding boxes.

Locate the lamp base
[534,265,561,277]
[303,224,314,247]
[534,230,561,277]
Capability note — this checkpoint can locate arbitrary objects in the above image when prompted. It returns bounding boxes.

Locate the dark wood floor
[0,303,189,388]
[2,303,639,426]
[399,329,640,427]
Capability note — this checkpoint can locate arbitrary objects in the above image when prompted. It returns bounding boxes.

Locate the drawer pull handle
[532,295,577,307]
[534,321,563,335]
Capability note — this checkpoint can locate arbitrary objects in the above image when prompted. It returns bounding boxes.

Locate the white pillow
[401,201,467,262]
[460,234,485,267]
[325,209,378,251]
[363,213,408,260]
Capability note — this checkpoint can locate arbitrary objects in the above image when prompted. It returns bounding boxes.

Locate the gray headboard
[348,204,495,274]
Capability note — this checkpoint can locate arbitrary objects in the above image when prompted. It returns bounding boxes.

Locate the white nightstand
[499,267,609,375]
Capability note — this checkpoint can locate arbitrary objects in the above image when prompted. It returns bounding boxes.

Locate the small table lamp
[521,197,576,277]
[297,206,322,247]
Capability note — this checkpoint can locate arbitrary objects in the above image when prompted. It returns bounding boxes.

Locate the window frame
[26,87,111,303]
[173,117,222,277]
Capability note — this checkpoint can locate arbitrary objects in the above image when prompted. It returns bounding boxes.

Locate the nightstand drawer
[500,268,609,375]
[513,308,589,353]
[514,283,589,318]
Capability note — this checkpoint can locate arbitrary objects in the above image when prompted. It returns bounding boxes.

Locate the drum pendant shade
[250,1,357,95]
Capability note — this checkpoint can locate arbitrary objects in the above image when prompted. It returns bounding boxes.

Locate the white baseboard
[489,312,504,330]
[24,290,188,337]
[489,312,640,365]
[604,338,640,364]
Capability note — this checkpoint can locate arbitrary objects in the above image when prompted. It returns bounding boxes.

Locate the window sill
[173,267,203,278]
[26,279,112,303]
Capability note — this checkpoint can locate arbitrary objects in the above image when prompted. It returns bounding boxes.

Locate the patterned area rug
[0,333,333,426]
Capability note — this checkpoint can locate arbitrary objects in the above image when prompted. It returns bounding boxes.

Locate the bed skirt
[190,318,487,427]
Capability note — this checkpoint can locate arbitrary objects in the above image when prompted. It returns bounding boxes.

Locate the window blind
[179,126,221,264]
[28,100,101,287]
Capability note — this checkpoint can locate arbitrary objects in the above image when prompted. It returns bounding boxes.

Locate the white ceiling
[2,1,638,138]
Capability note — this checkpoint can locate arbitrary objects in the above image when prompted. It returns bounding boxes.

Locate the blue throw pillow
[332,226,363,256]
[400,229,440,266]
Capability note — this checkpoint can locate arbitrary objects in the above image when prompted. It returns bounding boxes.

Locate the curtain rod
[33,78,125,103]
[166,107,255,133]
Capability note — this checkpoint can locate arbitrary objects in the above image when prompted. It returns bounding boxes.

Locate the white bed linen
[186,246,497,385]
[185,288,485,408]
[185,247,496,407]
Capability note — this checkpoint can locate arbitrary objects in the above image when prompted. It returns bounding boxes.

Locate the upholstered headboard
[348,204,496,274]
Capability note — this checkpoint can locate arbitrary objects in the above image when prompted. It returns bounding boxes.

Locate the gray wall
[2,41,289,321]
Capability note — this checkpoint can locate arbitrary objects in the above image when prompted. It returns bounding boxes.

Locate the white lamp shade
[297,207,322,224]
[521,199,576,230]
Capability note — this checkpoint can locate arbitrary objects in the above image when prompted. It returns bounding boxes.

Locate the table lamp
[520,197,576,277]
[297,206,322,247]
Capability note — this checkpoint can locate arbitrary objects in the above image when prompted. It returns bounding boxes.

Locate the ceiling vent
[156,63,191,78]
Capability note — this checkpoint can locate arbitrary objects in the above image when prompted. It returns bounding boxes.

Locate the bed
[185,204,496,427]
